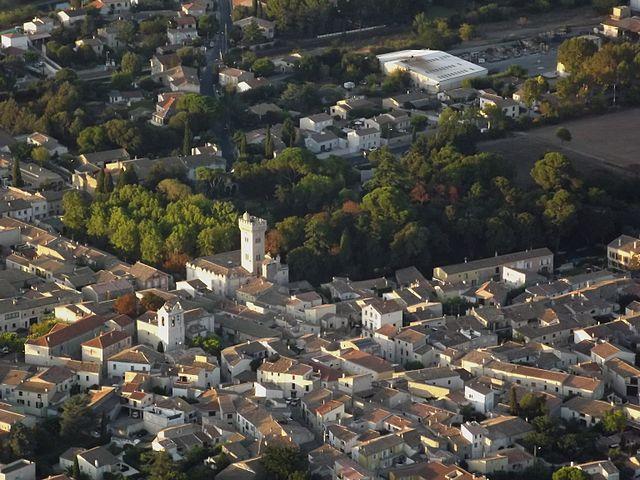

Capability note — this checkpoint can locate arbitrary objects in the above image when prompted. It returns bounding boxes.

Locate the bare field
[479,108,640,186]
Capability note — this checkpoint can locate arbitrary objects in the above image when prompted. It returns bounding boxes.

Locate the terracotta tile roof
[315,399,344,416]
[26,315,105,348]
[82,329,129,349]
[591,341,622,359]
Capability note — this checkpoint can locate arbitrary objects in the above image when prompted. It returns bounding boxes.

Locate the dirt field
[478,108,640,186]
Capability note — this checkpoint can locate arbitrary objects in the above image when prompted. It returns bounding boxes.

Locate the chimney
[95,460,99,468]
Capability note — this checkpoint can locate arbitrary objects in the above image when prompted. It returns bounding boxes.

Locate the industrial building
[376,49,488,93]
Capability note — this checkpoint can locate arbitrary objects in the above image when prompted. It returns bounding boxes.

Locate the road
[201,0,232,96]
[201,0,235,159]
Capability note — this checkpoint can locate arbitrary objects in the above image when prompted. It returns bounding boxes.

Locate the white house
[107,345,165,380]
[361,299,403,336]
[0,459,35,480]
[299,113,333,133]
[77,446,118,480]
[465,381,497,414]
[479,90,520,119]
[23,17,55,35]
[1,33,28,51]
[347,128,380,152]
[304,131,341,154]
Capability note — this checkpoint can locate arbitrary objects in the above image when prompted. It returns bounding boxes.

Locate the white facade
[299,114,333,133]
[361,302,403,335]
[1,34,28,51]
[137,302,186,352]
[347,128,381,151]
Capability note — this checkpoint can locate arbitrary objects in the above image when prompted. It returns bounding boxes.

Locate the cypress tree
[95,169,105,194]
[264,124,273,159]
[72,456,80,479]
[116,168,125,190]
[12,158,23,188]
[103,170,114,193]
[182,118,192,156]
[509,385,519,416]
[282,117,296,147]
[252,0,258,16]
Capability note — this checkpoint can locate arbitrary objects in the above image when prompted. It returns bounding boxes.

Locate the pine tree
[95,169,105,194]
[12,158,23,188]
[103,170,114,193]
[182,119,192,156]
[264,125,274,159]
[252,0,258,16]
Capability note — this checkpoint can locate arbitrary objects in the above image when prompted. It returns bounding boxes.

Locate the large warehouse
[376,49,488,93]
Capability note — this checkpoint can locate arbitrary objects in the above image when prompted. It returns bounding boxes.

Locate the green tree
[531,152,575,191]
[60,394,95,442]
[264,124,274,159]
[12,158,23,187]
[96,169,106,195]
[103,170,114,193]
[261,445,308,480]
[252,58,275,77]
[518,393,547,420]
[603,408,627,434]
[543,189,579,241]
[197,14,219,37]
[556,127,572,144]
[8,423,35,458]
[140,224,165,265]
[109,209,139,260]
[31,146,50,166]
[157,179,192,201]
[182,119,192,156]
[459,23,475,41]
[197,225,237,256]
[508,385,518,415]
[147,452,187,480]
[552,466,589,480]
[121,52,143,76]
[405,361,424,370]
[119,165,139,187]
[62,190,89,237]
[111,71,133,90]
[281,117,296,147]
[72,456,81,479]
[78,126,109,153]
[521,75,549,107]
[557,37,598,75]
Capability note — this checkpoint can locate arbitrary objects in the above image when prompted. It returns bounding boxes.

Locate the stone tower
[239,212,267,275]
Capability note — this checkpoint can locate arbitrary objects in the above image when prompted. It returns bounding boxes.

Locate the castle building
[185,212,289,297]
